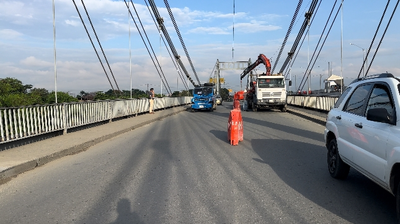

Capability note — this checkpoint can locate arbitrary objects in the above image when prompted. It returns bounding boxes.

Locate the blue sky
[1,0,399,94]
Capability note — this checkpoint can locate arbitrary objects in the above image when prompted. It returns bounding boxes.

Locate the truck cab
[251,74,288,112]
[191,83,217,112]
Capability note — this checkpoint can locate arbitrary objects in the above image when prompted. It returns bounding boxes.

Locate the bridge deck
[0,104,326,184]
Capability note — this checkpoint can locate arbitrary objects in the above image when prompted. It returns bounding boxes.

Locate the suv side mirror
[366,108,393,124]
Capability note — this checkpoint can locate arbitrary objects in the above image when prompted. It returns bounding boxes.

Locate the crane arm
[240,54,271,80]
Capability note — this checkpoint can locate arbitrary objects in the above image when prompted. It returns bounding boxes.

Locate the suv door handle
[355,123,363,128]
[336,115,341,120]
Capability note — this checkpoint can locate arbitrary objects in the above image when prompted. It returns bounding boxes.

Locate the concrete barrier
[287,95,338,111]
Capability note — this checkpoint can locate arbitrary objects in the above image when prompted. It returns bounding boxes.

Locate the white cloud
[65,19,80,27]
[235,21,281,33]
[20,56,52,67]
[188,27,230,35]
[0,29,23,39]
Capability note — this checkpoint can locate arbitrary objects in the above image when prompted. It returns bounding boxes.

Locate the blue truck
[191,83,217,112]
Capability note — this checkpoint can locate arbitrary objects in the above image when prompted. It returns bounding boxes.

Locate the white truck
[240,54,291,112]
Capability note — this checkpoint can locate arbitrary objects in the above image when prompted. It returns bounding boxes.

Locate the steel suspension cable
[278,0,319,74]
[358,0,398,78]
[358,0,391,78]
[147,0,198,87]
[298,0,340,91]
[164,0,201,85]
[124,1,172,95]
[71,0,116,94]
[142,0,189,90]
[126,0,172,95]
[283,0,321,80]
[79,0,121,93]
[365,0,399,76]
[271,0,303,74]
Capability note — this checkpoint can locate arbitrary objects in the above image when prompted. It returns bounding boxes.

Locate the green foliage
[181,90,190,96]
[0,77,191,108]
[0,94,37,107]
[220,88,230,101]
[0,77,32,95]
[47,92,78,104]
[30,88,49,104]
[94,91,110,100]
[171,91,180,97]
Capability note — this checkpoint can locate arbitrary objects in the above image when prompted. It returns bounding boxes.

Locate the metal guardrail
[0,97,191,144]
[287,95,339,111]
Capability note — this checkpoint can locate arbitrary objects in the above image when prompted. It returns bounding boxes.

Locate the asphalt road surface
[0,104,396,223]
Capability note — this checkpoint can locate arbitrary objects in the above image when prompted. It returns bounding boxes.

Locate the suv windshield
[258,78,285,88]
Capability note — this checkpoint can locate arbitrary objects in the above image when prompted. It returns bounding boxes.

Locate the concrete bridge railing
[0,97,191,144]
[287,95,339,111]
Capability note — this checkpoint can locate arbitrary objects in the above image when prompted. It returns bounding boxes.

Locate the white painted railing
[0,97,191,144]
[287,95,339,111]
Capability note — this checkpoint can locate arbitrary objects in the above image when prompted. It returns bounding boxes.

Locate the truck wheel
[327,138,350,179]
[280,105,287,112]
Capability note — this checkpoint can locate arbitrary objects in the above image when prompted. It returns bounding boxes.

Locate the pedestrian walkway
[0,106,188,184]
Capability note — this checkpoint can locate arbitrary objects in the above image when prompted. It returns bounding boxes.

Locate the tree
[0,77,32,95]
[171,91,180,97]
[94,91,109,100]
[47,92,78,104]
[220,88,230,101]
[181,90,190,96]
[30,88,49,104]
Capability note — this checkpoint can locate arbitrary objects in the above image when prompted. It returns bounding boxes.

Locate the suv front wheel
[327,138,350,179]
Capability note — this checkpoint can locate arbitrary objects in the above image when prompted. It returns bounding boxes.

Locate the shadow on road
[209,130,227,142]
[251,138,396,223]
[110,198,143,224]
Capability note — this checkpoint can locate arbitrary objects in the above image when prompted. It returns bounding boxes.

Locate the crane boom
[240,54,271,80]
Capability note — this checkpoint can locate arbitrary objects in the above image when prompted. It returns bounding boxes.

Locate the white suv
[324,73,400,219]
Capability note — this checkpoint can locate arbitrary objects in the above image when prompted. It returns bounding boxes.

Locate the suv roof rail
[367,73,394,79]
[349,73,394,85]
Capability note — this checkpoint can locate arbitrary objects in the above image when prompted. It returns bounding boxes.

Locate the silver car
[324,73,400,220]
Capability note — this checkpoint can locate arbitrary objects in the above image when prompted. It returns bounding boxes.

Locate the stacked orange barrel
[228,91,244,145]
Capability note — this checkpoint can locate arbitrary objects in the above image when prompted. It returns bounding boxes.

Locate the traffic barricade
[227,108,243,145]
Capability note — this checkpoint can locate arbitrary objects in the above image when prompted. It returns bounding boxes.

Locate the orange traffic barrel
[233,100,240,110]
[234,91,244,100]
[227,108,243,145]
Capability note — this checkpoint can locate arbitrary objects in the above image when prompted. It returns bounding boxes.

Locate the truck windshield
[258,78,285,88]
[194,87,213,96]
